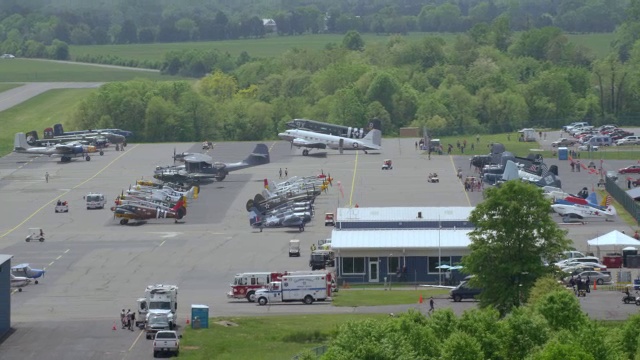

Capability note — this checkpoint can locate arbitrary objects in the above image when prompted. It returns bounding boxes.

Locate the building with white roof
[330,207,475,284]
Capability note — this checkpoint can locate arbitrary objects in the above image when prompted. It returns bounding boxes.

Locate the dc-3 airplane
[26,126,125,146]
[14,132,100,162]
[154,144,270,183]
[111,196,187,225]
[551,193,616,223]
[11,263,45,284]
[11,273,32,292]
[278,128,382,156]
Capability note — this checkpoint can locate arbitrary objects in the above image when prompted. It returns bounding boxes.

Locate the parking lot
[0,135,638,359]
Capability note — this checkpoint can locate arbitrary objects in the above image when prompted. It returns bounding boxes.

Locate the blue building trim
[337,256,465,284]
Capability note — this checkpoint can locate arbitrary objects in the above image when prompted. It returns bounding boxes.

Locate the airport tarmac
[0,137,637,359]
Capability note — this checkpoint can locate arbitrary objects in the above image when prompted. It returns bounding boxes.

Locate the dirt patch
[182,346,200,350]
[214,320,239,327]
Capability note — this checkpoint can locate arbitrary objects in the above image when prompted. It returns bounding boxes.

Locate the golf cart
[428,173,439,183]
[25,228,45,242]
[382,159,393,170]
[324,213,335,226]
[288,239,301,257]
[54,200,69,213]
[11,263,45,284]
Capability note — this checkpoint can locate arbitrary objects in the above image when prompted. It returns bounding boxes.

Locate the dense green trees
[0,0,631,52]
[463,181,570,315]
[320,289,627,359]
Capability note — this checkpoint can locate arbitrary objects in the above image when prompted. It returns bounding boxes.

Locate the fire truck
[227,270,336,302]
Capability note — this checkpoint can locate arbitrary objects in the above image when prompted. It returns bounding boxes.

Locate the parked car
[450,279,482,302]
[606,171,619,181]
[615,136,640,146]
[552,138,576,147]
[619,165,640,174]
[563,271,612,285]
[611,131,634,141]
[561,261,607,271]
[564,122,589,132]
[555,256,599,267]
[0,54,15,59]
[560,250,586,260]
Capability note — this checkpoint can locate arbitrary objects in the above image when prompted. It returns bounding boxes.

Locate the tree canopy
[463,181,571,315]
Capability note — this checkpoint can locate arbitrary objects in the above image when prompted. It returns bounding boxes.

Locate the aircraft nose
[278,133,293,141]
[88,145,96,152]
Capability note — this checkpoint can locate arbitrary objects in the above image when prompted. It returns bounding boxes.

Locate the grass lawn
[180,314,387,360]
[0,59,175,82]
[331,289,450,307]
[0,83,22,93]
[0,89,93,155]
[70,32,615,63]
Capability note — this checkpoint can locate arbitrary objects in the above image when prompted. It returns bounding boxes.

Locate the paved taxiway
[0,137,638,359]
[0,82,104,112]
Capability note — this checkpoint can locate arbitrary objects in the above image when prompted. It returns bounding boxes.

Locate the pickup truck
[153,330,181,358]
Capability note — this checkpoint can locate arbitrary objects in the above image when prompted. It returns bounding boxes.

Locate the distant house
[262,19,277,33]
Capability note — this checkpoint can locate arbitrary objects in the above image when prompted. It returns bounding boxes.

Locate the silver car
[564,271,611,285]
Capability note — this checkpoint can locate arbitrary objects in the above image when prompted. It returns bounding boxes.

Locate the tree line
[0,0,630,51]
[71,19,640,141]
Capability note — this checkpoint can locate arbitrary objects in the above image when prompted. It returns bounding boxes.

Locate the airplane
[13,132,100,162]
[286,118,381,139]
[551,195,616,223]
[127,183,199,201]
[111,196,187,225]
[28,127,125,146]
[11,273,32,292]
[153,144,270,183]
[52,123,133,138]
[249,207,308,232]
[11,263,45,284]
[278,128,382,156]
[484,160,562,188]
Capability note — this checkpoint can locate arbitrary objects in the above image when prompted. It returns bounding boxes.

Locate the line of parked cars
[554,252,612,285]
[560,122,637,148]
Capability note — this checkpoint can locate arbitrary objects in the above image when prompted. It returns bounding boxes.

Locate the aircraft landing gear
[302,149,309,156]
[85,155,91,161]
[99,150,104,156]
[216,175,226,181]
[120,219,129,225]
[364,150,368,154]
[61,156,71,162]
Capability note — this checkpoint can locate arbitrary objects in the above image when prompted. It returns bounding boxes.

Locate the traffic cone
[112,321,117,331]
[186,319,190,325]
[593,281,597,291]
[419,295,423,304]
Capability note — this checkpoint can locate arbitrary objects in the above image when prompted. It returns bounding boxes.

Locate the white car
[578,144,597,151]
[0,54,15,59]
[615,136,640,146]
[561,261,607,270]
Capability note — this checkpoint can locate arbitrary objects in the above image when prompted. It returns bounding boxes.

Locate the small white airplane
[278,128,382,156]
[551,195,616,223]
[11,273,32,292]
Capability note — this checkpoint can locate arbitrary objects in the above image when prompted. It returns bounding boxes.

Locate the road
[0,82,103,112]
[0,136,637,359]
[25,59,160,72]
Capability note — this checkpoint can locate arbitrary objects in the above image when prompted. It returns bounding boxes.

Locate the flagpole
[438,216,441,286]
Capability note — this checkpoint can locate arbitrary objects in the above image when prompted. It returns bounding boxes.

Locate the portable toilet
[558,147,568,160]
[191,304,209,329]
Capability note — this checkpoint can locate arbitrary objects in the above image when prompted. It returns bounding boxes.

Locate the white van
[586,136,612,147]
[86,193,106,209]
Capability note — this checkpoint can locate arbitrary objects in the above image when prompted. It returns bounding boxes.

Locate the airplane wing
[292,138,327,149]
[419,284,456,289]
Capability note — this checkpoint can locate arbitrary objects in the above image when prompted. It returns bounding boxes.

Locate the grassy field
[0,59,174,82]
[179,314,386,360]
[0,89,93,155]
[0,83,22,93]
[331,289,450,307]
[70,32,615,62]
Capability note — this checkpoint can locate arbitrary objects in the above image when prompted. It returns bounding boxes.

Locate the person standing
[429,297,435,313]
[285,168,288,177]
[126,309,132,330]
[121,309,126,329]
[279,168,283,179]
[130,311,136,331]
[576,160,581,172]
[45,172,49,183]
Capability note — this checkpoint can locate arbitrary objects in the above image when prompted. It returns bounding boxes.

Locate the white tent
[627,187,640,200]
[587,230,640,255]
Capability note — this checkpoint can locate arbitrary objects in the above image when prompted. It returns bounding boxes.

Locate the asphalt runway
[0,136,637,359]
[0,82,103,112]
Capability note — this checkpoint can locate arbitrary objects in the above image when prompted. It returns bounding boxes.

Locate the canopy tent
[587,230,640,257]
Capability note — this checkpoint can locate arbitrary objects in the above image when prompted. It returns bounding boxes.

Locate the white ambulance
[255,274,328,305]
[86,193,106,209]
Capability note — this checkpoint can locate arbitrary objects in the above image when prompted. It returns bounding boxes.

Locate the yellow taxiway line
[349,151,359,207]
[0,145,138,239]
[450,154,472,206]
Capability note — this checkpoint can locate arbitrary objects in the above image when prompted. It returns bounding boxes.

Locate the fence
[605,177,640,226]
[291,345,328,360]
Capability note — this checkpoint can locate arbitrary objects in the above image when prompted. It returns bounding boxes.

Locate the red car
[619,165,640,174]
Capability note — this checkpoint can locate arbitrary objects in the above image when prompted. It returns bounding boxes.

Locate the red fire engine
[227,270,336,302]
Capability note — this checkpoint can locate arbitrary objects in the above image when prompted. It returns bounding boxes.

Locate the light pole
[438,218,442,286]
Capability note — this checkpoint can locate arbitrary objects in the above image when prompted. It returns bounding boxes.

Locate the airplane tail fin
[248,208,262,226]
[14,133,31,151]
[53,123,64,137]
[587,192,598,206]
[363,129,382,147]
[171,196,187,211]
[244,144,270,166]
[501,160,519,181]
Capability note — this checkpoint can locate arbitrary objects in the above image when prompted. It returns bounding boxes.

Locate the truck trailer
[136,284,178,330]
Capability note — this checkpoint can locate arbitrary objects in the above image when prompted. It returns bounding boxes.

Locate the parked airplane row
[111,181,195,225]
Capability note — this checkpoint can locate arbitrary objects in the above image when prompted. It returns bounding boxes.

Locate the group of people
[56,200,68,206]
[278,168,288,178]
[570,159,582,172]
[120,309,136,331]
[569,275,592,296]
[464,176,482,192]
[114,143,126,151]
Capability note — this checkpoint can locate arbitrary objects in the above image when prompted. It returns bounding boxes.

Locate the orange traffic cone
[419,295,423,304]
[186,319,190,325]
[112,321,117,331]
[593,281,597,291]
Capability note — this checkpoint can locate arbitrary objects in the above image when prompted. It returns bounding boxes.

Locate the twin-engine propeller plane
[154,143,270,183]
[14,132,100,162]
[278,128,382,156]
[111,196,187,225]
